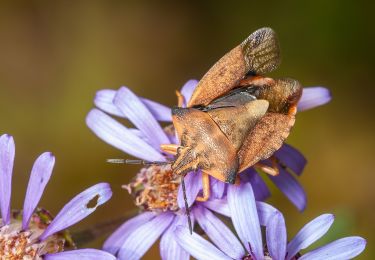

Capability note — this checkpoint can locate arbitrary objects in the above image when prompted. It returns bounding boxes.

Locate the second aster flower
[0,134,115,259]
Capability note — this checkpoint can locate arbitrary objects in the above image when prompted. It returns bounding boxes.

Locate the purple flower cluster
[0,134,115,259]
[87,80,329,211]
[174,183,366,260]
[83,79,363,260]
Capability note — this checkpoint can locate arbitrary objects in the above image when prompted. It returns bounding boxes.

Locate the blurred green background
[0,1,373,259]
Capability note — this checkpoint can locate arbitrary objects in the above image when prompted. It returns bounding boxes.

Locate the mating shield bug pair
[110,27,302,233]
[160,27,302,202]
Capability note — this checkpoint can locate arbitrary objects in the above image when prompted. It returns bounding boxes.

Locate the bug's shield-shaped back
[188,27,280,107]
[171,107,239,183]
[172,98,269,184]
[238,112,296,172]
[207,99,269,151]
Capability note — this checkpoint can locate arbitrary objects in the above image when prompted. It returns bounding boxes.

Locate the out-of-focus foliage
[0,1,373,259]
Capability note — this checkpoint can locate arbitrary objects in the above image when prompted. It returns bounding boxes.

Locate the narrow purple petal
[286,214,335,260]
[269,168,307,211]
[266,212,287,260]
[180,79,198,106]
[256,201,279,226]
[201,199,231,217]
[194,205,245,259]
[103,212,156,255]
[274,144,307,176]
[118,212,174,260]
[240,168,271,201]
[300,236,366,260]
[22,152,55,230]
[113,87,170,148]
[0,134,15,225]
[142,99,172,122]
[227,183,263,259]
[203,199,280,226]
[40,183,112,241]
[174,226,231,260]
[298,87,331,111]
[160,215,190,260]
[86,109,165,161]
[210,177,225,199]
[177,171,202,208]
[95,89,172,121]
[45,249,116,260]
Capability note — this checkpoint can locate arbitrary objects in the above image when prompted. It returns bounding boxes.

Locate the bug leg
[176,90,185,107]
[196,172,210,202]
[160,144,179,155]
[254,157,279,176]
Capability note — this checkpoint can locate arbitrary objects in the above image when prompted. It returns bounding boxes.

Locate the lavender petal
[40,183,112,241]
[266,211,287,260]
[194,205,245,259]
[256,201,280,226]
[240,168,271,201]
[142,99,172,122]
[160,215,190,260]
[86,109,165,161]
[113,87,170,148]
[103,212,156,255]
[177,171,202,208]
[201,199,231,217]
[203,198,280,226]
[22,152,55,230]
[174,226,231,260]
[298,87,331,111]
[44,249,116,260]
[227,183,263,259]
[269,168,307,211]
[0,134,15,225]
[286,214,335,260]
[210,177,225,199]
[180,79,198,106]
[118,212,174,260]
[299,236,366,260]
[274,144,307,175]
[95,89,172,121]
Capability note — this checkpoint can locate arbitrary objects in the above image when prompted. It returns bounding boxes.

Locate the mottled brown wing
[207,99,269,151]
[171,107,239,183]
[237,112,296,172]
[188,27,280,107]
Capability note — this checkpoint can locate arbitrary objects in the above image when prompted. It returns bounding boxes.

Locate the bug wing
[207,99,269,151]
[238,112,296,172]
[172,107,239,183]
[188,27,280,107]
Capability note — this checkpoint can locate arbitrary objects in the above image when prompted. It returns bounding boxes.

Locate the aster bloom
[0,134,115,259]
[87,80,331,211]
[174,183,366,260]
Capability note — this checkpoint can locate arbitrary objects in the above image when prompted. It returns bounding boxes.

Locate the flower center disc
[124,165,180,212]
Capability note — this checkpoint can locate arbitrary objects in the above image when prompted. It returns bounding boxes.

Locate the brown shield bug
[160,27,302,202]
[109,28,303,234]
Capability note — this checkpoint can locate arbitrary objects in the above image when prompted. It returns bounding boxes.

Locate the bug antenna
[106,159,170,166]
[181,175,193,234]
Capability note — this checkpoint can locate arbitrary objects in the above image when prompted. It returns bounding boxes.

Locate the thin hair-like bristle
[181,175,193,234]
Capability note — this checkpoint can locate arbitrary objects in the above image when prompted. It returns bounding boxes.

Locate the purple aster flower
[85,80,332,259]
[87,80,331,211]
[174,182,366,260]
[0,134,115,259]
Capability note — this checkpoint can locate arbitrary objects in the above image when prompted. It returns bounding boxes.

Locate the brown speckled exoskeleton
[160,27,302,202]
